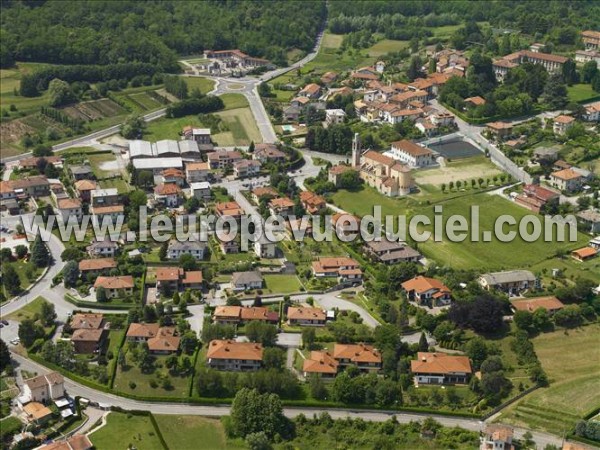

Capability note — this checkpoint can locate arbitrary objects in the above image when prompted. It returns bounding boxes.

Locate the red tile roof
[411,352,472,375]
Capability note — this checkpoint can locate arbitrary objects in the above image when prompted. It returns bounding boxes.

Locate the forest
[0,0,327,69]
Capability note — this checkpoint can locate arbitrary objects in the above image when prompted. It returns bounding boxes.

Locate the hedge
[63,294,133,310]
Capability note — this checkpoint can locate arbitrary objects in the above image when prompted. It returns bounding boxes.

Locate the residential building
[252,144,287,164]
[190,181,211,200]
[23,402,53,424]
[91,204,124,224]
[269,196,295,217]
[126,323,180,354]
[302,351,339,378]
[493,50,568,80]
[20,372,65,404]
[126,323,160,343]
[56,198,83,222]
[78,258,117,276]
[90,188,119,207]
[577,209,600,233]
[333,343,382,373]
[575,49,600,65]
[185,162,211,183]
[205,49,270,67]
[411,352,472,385]
[363,238,421,264]
[386,140,435,168]
[464,96,486,107]
[69,163,94,181]
[325,109,346,125]
[158,168,185,187]
[582,101,600,122]
[37,434,93,450]
[182,126,213,150]
[480,424,514,450]
[549,168,583,192]
[582,30,600,50]
[254,234,277,259]
[10,176,50,197]
[251,186,278,204]
[155,267,203,291]
[479,270,537,294]
[166,240,207,260]
[182,270,204,290]
[320,71,338,85]
[589,236,600,250]
[486,122,513,141]
[206,340,264,371]
[312,257,362,284]
[401,276,452,307]
[287,306,326,326]
[349,67,379,83]
[219,238,239,255]
[514,184,560,214]
[206,150,243,169]
[233,159,261,178]
[19,156,63,170]
[510,296,565,315]
[353,134,414,197]
[231,271,263,291]
[571,247,598,262]
[74,179,97,202]
[331,212,361,237]
[70,313,105,330]
[154,183,182,208]
[87,238,118,258]
[71,329,105,354]
[299,83,321,99]
[299,191,326,214]
[213,306,278,325]
[553,115,575,135]
[215,201,244,221]
[328,164,357,187]
[94,276,134,299]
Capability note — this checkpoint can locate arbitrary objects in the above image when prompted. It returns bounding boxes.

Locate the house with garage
[231,270,263,291]
[411,352,472,385]
[287,306,327,327]
[78,258,117,277]
[206,340,263,371]
[401,276,452,307]
[478,270,537,295]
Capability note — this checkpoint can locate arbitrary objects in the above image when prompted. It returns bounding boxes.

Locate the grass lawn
[366,39,408,57]
[7,260,43,295]
[0,63,52,114]
[263,274,303,294]
[530,256,600,286]
[221,93,249,110]
[5,296,48,322]
[184,77,216,94]
[498,323,600,434]
[567,83,599,103]
[58,146,100,155]
[155,415,245,450]
[113,349,191,398]
[89,412,164,450]
[99,177,130,194]
[322,33,344,50]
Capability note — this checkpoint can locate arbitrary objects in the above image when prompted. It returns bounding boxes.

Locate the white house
[233,159,261,179]
[411,352,472,385]
[190,182,212,200]
[167,240,207,260]
[254,234,277,258]
[56,198,83,222]
[20,372,65,404]
[325,109,346,125]
[386,140,435,168]
[231,271,263,291]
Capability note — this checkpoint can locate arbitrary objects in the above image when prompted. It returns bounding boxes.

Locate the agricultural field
[321,33,344,50]
[366,39,409,57]
[155,415,245,450]
[498,323,600,434]
[89,412,164,450]
[0,62,52,114]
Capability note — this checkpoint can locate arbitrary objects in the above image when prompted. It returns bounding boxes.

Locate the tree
[542,74,568,109]
[30,234,50,268]
[48,78,76,106]
[581,60,598,83]
[61,246,83,262]
[14,245,28,259]
[158,241,168,261]
[179,253,198,270]
[245,432,272,450]
[18,319,43,348]
[263,347,285,370]
[418,332,429,351]
[513,310,533,330]
[40,301,56,327]
[561,59,579,85]
[308,374,328,400]
[2,264,21,295]
[230,388,289,439]
[245,322,277,347]
[96,286,108,303]
[120,114,145,139]
[63,260,80,288]
[0,339,11,373]
[406,55,422,81]
[180,332,198,354]
[301,328,316,349]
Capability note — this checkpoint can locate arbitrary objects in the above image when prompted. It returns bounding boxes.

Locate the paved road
[9,352,564,449]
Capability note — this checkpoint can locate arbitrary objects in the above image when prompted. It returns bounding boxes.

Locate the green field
[263,274,304,294]
[322,33,344,49]
[498,323,600,434]
[0,63,52,114]
[4,296,48,322]
[89,412,164,450]
[332,188,589,271]
[155,415,245,450]
[567,83,599,103]
[221,93,249,110]
[184,77,216,94]
[366,39,409,57]
[99,177,130,194]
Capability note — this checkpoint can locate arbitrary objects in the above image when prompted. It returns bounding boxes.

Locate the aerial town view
[0,1,599,449]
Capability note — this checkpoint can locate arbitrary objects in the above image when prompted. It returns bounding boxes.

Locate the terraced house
[206,340,264,371]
